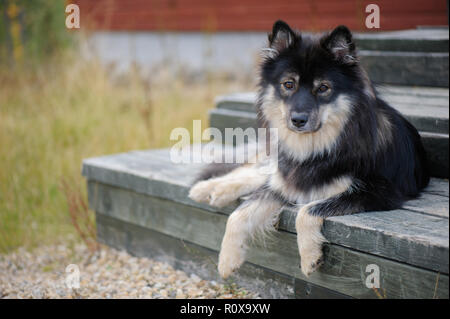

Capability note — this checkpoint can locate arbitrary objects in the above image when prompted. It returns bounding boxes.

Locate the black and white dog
[189,21,430,277]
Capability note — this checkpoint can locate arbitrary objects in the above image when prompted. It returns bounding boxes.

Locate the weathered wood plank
[359,51,449,87]
[88,180,448,277]
[376,85,450,99]
[83,147,448,207]
[83,149,449,273]
[284,209,449,274]
[377,94,448,109]
[425,178,449,197]
[353,28,449,53]
[294,278,351,299]
[215,92,258,112]
[91,186,449,299]
[403,193,449,218]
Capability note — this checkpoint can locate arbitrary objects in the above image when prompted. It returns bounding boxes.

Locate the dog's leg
[295,202,327,276]
[189,164,269,208]
[218,192,283,278]
[295,178,402,276]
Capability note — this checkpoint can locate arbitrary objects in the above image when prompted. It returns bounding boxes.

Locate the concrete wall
[85,31,269,76]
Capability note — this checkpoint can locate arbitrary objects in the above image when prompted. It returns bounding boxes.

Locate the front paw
[189,180,238,208]
[188,180,216,203]
[209,183,239,208]
[218,246,245,278]
[300,246,324,277]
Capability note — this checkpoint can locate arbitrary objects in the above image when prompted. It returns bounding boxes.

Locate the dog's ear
[321,25,357,65]
[267,20,298,55]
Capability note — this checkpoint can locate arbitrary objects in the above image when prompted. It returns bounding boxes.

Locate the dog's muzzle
[288,111,321,133]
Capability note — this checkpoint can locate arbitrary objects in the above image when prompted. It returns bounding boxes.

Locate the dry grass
[0,51,253,253]
[59,178,99,253]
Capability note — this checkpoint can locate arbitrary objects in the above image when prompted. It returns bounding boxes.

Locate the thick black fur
[272,98,430,215]
[260,21,429,217]
[196,21,430,218]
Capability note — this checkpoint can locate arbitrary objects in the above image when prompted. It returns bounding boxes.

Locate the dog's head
[260,20,371,134]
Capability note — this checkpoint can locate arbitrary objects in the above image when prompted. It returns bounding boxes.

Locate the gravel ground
[0,242,259,299]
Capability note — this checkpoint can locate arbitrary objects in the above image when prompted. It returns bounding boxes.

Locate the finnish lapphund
[189,21,430,277]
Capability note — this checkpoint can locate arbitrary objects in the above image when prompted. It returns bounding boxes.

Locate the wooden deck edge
[358,51,449,87]
[82,162,449,273]
[89,181,449,299]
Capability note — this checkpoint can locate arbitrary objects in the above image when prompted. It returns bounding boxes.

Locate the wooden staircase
[82,28,449,299]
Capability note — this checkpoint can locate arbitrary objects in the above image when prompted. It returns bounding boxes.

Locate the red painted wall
[72,0,448,31]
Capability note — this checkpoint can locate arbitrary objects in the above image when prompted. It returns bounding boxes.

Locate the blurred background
[0,0,448,253]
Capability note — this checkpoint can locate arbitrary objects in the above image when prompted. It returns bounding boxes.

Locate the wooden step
[359,51,449,87]
[82,148,449,299]
[354,28,449,53]
[210,87,449,178]
[354,29,449,87]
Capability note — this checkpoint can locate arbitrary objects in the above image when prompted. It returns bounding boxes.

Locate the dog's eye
[318,84,329,93]
[283,81,295,90]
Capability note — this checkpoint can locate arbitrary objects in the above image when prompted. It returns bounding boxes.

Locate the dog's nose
[291,112,309,128]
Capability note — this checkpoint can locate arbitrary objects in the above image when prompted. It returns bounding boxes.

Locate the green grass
[0,51,252,253]
[1,0,71,64]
